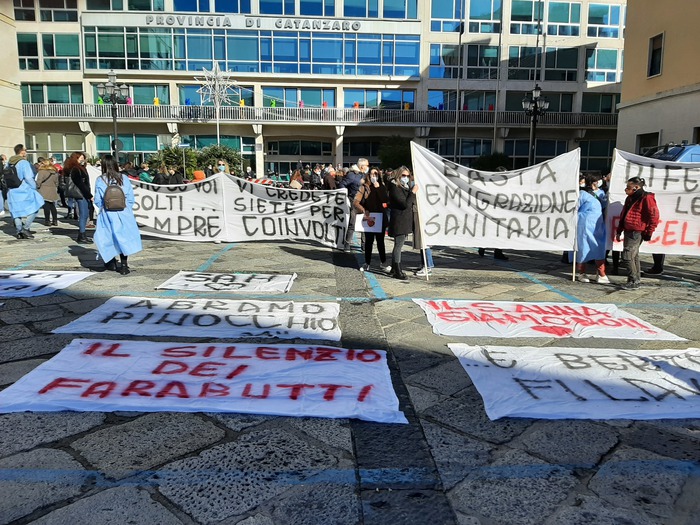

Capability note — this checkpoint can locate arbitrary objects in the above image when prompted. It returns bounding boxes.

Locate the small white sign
[0,271,92,298]
[156,271,297,293]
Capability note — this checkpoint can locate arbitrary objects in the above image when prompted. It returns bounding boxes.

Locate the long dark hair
[63,151,86,174]
[101,155,123,186]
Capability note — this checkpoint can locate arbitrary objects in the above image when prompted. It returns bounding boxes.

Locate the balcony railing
[22,103,618,128]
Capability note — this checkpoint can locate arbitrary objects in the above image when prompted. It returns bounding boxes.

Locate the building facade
[616,0,700,155]
[8,0,625,174]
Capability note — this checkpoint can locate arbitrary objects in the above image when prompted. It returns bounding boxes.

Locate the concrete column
[252,123,264,174]
[335,126,345,167]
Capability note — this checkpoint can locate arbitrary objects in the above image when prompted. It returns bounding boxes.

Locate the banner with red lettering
[53,297,341,341]
[450,344,700,420]
[0,271,92,298]
[156,272,297,293]
[607,149,700,255]
[0,339,407,423]
[411,142,580,251]
[413,299,684,340]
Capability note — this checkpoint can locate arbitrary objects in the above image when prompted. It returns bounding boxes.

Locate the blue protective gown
[7,158,44,218]
[571,190,606,263]
[93,176,143,262]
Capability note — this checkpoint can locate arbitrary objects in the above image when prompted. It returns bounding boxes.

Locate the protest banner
[450,344,700,420]
[413,299,684,340]
[0,271,92,298]
[156,272,297,293]
[411,142,580,251]
[129,173,349,248]
[606,149,700,255]
[0,339,407,424]
[53,297,342,341]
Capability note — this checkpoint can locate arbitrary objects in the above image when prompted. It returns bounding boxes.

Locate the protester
[0,153,7,216]
[354,168,390,273]
[388,166,418,280]
[571,174,609,283]
[615,176,660,290]
[289,170,304,189]
[6,144,44,239]
[152,165,169,185]
[94,154,142,275]
[63,151,92,244]
[322,166,337,190]
[215,159,230,174]
[35,157,60,226]
[644,254,665,275]
[338,160,365,251]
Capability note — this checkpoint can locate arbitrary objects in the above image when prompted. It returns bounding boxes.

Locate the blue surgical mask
[218,165,226,172]
[400,176,409,186]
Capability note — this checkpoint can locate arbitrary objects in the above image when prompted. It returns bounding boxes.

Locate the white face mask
[400,176,410,186]
[370,176,377,184]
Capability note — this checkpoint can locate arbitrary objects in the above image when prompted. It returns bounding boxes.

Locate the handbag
[65,173,84,199]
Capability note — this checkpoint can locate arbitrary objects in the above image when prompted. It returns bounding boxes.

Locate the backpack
[102,178,127,211]
[2,163,22,190]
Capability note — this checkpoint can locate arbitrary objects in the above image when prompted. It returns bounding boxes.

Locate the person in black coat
[387,166,418,280]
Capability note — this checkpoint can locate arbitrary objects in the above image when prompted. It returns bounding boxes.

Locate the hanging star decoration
[195,63,237,106]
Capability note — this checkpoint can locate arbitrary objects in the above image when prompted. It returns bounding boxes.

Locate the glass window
[17,33,39,70]
[466,44,499,79]
[384,0,417,19]
[39,0,78,22]
[469,0,503,34]
[587,3,620,37]
[260,0,294,15]
[510,0,544,34]
[586,48,618,82]
[507,45,540,81]
[344,0,378,18]
[214,0,251,12]
[429,43,460,79]
[547,1,580,36]
[543,47,578,81]
[300,0,334,16]
[312,38,343,63]
[648,33,663,76]
[15,0,37,21]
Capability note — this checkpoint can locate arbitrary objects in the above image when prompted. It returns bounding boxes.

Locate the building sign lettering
[144,14,362,31]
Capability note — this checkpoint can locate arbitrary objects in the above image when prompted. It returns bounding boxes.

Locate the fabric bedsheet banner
[606,149,700,255]
[156,272,297,293]
[450,344,700,420]
[130,174,349,248]
[410,142,580,251]
[53,297,341,341]
[413,299,685,340]
[0,339,408,424]
[0,271,92,298]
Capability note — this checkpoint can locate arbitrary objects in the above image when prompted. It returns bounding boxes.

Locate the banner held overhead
[410,142,580,251]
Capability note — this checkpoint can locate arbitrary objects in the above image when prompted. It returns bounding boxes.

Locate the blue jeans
[422,248,434,268]
[77,198,89,233]
[14,212,37,233]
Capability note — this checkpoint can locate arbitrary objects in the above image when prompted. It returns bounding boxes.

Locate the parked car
[647,143,700,163]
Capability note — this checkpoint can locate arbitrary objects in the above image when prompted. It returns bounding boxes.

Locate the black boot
[119,254,130,275]
[104,258,118,271]
[494,249,509,261]
[76,232,92,244]
[392,262,407,280]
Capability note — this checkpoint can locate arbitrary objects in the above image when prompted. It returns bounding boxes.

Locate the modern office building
[7,0,625,174]
[616,0,700,155]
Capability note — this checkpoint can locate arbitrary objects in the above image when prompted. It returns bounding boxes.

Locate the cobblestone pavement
[1,220,699,525]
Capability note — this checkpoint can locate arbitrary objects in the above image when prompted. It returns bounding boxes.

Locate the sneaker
[16,231,27,239]
[596,275,610,284]
[415,267,433,277]
[21,229,34,239]
[360,263,369,272]
[86,221,96,229]
[379,263,392,273]
[621,281,641,290]
[643,267,664,275]
[577,273,591,283]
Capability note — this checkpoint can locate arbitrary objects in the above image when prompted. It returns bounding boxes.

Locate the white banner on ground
[128,173,349,248]
[450,344,700,420]
[156,271,297,293]
[411,142,580,251]
[53,297,341,341]
[0,339,407,423]
[0,271,92,298]
[413,299,684,340]
[607,149,700,255]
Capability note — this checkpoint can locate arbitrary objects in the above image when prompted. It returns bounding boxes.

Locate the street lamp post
[521,84,549,166]
[97,70,129,162]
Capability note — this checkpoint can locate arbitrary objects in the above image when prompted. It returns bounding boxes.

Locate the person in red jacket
[614,177,660,290]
